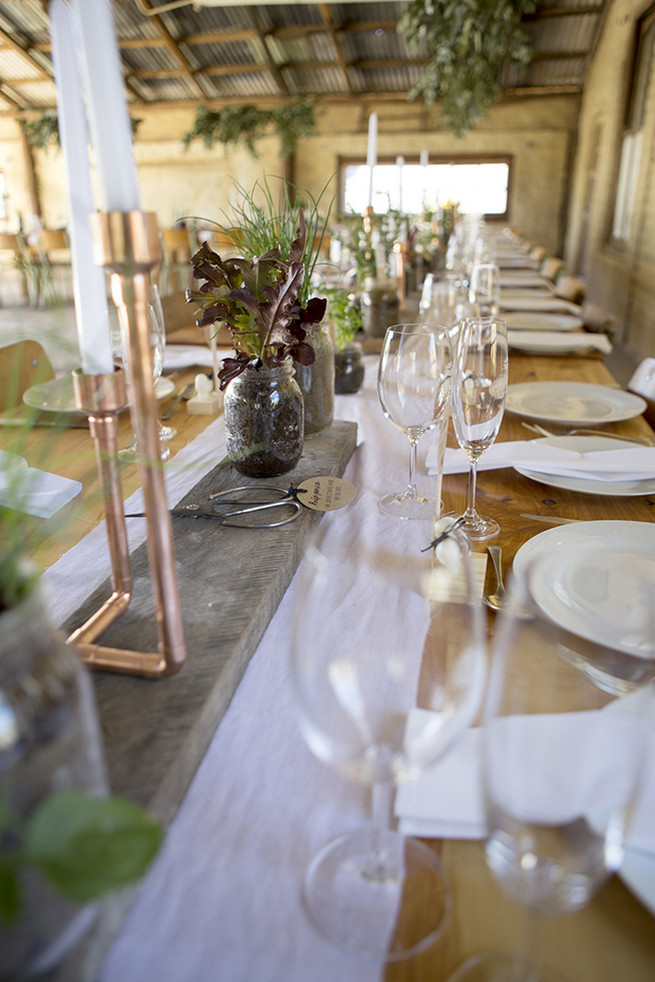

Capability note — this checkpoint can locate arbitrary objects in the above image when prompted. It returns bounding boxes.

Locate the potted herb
[0,472,161,977]
[324,286,365,395]
[186,211,327,476]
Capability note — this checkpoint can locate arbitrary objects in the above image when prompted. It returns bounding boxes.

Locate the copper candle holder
[66,210,186,679]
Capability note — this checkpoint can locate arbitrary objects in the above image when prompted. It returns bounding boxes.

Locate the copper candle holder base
[66,210,186,679]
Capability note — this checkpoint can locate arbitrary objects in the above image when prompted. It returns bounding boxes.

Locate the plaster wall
[565,0,655,361]
[0,95,578,263]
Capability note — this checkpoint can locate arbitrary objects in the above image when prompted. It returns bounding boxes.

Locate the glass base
[303,829,450,962]
[379,490,437,521]
[118,441,170,464]
[458,513,500,541]
[448,951,568,982]
[159,421,177,442]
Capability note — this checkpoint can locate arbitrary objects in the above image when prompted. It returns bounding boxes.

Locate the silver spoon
[483,545,507,612]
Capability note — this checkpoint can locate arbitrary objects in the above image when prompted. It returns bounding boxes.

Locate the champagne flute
[377,323,452,520]
[449,557,653,981]
[114,284,173,463]
[469,263,500,318]
[451,316,508,540]
[290,512,486,961]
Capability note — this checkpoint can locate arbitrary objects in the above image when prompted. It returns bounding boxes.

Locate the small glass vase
[334,341,365,394]
[223,358,304,477]
[0,579,107,979]
[360,281,400,338]
[294,321,335,436]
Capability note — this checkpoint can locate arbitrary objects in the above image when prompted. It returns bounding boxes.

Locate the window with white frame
[611,5,655,243]
[340,157,511,218]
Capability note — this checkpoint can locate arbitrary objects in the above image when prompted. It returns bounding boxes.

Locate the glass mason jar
[294,321,335,437]
[334,341,365,395]
[223,358,304,477]
[0,580,107,979]
[360,282,400,338]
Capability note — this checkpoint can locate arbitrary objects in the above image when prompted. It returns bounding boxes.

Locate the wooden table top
[3,348,654,981]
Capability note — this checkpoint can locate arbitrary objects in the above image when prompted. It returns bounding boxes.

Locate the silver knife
[520,513,582,525]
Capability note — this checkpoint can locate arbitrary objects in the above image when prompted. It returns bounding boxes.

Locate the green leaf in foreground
[0,864,21,921]
[24,791,162,904]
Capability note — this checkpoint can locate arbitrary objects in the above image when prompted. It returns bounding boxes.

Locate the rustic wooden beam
[0,26,50,82]
[245,7,289,96]
[132,0,207,99]
[318,3,354,95]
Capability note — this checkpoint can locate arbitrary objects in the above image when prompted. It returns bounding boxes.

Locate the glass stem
[363,780,394,882]
[407,434,420,498]
[463,457,479,519]
[513,907,542,981]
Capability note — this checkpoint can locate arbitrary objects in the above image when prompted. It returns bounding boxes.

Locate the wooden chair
[204,227,242,257]
[554,275,587,305]
[580,301,615,335]
[540,256,565,282]
[529,245,548,265]
[159,226,194,296]
[0,340,55,411]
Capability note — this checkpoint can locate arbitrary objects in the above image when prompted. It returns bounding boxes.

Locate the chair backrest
[554,275,586,305]
[540,256,565,282]
[580,301,615,335]
[204,228,242,256]
[0,340,55,410]
[39,228,69,252]
[530,245,548,264]
[0,233,25,260]
[161,227,192,260]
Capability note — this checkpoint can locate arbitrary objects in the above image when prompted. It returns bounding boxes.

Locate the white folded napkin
[427,441,655,482]
[0,467,82,518]
[396,708,655,856]
[163,345,216,371]
[500,296,580,313]
[508,330,613,354]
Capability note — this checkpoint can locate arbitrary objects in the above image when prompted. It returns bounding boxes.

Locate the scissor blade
[124,510,223,520]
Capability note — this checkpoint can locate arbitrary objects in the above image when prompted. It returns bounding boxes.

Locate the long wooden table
[2,348,655,981]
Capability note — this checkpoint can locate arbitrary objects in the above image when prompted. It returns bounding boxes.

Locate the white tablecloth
[45,356,448,982]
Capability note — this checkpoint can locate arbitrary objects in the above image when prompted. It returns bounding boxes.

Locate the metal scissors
[125,484,304,529]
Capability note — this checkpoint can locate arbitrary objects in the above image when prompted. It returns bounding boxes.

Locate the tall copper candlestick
[67,210,186,679]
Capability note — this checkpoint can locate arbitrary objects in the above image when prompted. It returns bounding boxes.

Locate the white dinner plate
[512,520,655,661]
[503,311,583,332]
[514,436,655,496]
[23,374,175,415]
[506,381,646,425]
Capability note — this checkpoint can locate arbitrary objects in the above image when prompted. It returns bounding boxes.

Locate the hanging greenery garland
[182,96,319,158]
[398,0,536,137]
[20,111,142,151]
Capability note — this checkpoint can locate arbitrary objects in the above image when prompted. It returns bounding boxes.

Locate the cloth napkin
[395,706,655,856]
[0,467,82,518]
[500,296,580,313]
[508,330,613,354]
[427,441,655,482]
[163,344,216,371]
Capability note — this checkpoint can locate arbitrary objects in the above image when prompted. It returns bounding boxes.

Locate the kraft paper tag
[297,476,357,511]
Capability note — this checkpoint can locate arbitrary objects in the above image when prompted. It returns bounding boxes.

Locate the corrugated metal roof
[0,0,609,116]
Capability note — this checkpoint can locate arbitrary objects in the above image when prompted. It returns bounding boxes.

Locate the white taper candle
[366,112,378,209]
[70,0,140,212]
[49,0,113,374]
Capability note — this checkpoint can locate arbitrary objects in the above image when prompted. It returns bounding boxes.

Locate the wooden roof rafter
[131,0,207,99]
[317,3,354,95]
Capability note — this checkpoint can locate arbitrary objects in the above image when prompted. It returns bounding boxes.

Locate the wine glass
[451,316,508,540]
[377,323,452,520]
[449,557,653,981]
[469,263,500,318]
[290,511,487,961]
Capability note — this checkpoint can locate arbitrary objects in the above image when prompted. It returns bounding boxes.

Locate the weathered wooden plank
[64,420,357,826]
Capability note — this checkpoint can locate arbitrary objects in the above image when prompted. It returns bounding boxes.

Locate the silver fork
[521,421,655,446]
